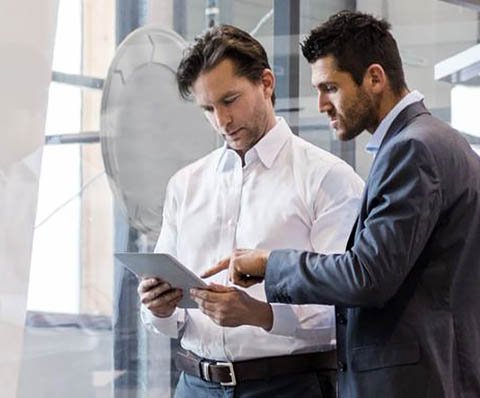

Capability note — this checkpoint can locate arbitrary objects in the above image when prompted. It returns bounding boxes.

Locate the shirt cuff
[268,303,300,336]
[140,305,185,338]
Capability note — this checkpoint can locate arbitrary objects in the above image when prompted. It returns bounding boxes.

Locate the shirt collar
[365,90,424,156]
[216,117,291,172]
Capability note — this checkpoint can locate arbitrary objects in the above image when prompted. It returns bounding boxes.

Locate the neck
[262,104,278,135]
[369,87,410,133]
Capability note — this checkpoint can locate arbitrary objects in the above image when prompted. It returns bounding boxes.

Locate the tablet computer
[115,252,207,308]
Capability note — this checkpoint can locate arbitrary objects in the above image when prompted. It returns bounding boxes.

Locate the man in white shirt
[138,24,364,398]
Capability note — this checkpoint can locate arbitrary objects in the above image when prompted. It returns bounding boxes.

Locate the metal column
[113,2,148,397]
[273,0,300,135]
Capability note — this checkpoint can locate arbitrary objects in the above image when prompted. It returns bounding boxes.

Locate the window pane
[28,144,81,313]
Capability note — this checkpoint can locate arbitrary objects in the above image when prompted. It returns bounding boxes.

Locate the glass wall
[10,0,479,397]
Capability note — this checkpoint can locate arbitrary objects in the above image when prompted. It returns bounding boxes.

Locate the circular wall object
[101,27,217,236]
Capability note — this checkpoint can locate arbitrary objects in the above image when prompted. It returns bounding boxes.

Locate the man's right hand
[137,278,183,318]
[201,249,270,287]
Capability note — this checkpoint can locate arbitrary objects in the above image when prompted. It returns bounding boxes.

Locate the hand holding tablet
[115,252,207,308]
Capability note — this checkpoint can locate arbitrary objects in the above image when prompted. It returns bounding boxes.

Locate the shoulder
[370,115,448,187]
[290,134,344,167]
[289,134,364,185]
[285,135,364,204]
[379,113,460,170]
[404,113,455,143]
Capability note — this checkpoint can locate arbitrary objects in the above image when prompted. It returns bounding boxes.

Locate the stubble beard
[338,89,376,141]
[235,104,270,153]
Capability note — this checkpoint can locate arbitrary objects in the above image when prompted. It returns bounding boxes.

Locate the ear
[260,68,275,100]
[363,64,386,94]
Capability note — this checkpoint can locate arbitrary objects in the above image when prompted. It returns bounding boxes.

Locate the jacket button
[336,313,347,325]
[338,361,346,372]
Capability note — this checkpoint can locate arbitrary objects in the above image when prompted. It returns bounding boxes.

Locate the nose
[317,92,332,114]
[214,106,232,131]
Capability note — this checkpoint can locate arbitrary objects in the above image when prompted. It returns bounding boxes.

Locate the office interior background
[1,0,480,397]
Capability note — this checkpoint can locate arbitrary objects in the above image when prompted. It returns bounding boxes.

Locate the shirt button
[336,313,347,325]
[338,361,346,372]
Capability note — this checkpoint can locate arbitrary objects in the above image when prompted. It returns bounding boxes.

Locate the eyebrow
[220,91,239,99]
[198,91,239,108]
[313,81,337,89]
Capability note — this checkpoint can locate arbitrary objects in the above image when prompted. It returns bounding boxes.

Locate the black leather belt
[175,348,337,386]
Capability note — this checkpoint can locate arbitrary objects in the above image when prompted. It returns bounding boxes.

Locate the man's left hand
[190,283,273,330]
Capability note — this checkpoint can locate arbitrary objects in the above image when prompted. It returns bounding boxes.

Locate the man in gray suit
[200,10,480,398]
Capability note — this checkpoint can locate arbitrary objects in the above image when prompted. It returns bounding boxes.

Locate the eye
[202,106,214,113]
[323,84,337,93]
[223,95,239,105]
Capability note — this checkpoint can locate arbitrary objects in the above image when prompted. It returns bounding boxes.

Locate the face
[311,55,378,141]
[192,58,275,157]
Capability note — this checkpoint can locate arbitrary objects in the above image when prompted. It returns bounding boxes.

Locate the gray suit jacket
[265,101,480,397]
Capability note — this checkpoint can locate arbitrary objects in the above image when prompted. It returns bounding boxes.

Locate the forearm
[264,249,383,307]
[265,246,413,307]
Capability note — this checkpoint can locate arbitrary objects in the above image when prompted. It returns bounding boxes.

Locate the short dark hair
[301,10,407,95]
[176,24,275,105]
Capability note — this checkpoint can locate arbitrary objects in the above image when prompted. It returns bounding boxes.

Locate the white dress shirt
[142,117,364,361]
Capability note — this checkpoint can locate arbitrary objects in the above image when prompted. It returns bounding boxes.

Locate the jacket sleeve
[265,138,442,307]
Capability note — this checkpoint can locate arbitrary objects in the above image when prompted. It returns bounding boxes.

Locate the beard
[336,88,377,141]
[225,103,271,154]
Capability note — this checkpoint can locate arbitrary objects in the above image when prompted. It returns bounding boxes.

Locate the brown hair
[176,24,275,105]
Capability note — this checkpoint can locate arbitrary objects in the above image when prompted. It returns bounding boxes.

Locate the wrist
[261,249,270,267]
[151,307,175,319]
[255,302,273,331]
[252,249,270,278]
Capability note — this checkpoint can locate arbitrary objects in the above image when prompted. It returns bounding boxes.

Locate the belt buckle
[200,361,212,382]
[216,361,237,386]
